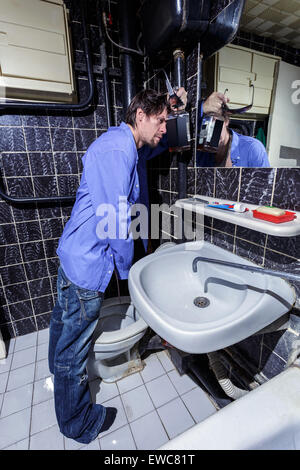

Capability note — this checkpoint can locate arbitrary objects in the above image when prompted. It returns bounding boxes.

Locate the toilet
[87,296,148,383]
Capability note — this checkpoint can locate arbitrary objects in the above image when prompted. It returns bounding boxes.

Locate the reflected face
[137,108,168,148]
[218,118,230,147]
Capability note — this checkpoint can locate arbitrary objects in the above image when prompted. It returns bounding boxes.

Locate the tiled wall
[0,0,124,339]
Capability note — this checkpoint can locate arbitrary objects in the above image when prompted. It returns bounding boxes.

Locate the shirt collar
[120,122,139,162]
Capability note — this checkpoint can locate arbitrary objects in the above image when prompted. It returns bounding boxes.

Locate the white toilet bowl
[87,296,148,383]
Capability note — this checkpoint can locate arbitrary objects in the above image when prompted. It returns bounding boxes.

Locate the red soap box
[252,210,297,224]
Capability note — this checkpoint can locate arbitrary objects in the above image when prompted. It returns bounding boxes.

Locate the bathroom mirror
[195,0,300,168]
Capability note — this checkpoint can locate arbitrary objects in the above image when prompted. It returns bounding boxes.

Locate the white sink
[128,241,296,353]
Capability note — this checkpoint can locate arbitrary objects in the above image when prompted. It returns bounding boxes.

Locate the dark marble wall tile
[239,168,275,205]
[212,230,234,252]
[5,283,30,304]
[272,168,300,212]
[54,152,78,174]
[195,168,215,197]
[235,239,265,266]
[1,154,31,177]
[0,128,26,152]
[6,177,34,198]
[0,245,22,267]
[187,168,195,195]
[29,153,54,176]
[215,168,240,201]
[236,226,267,247]
[24,127,51,152]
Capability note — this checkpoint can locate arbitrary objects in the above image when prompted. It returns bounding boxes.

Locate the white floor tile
[1,383,33,418]
[157,397,195,439]
[181,387,217,423]
[140,353,165,383]
[64,435,83,450]
[157,350,175,372]
[90,378,119,405]
[4,339,15,356]
[100,424,136,450]
[121,384,154,422]
[11,346,36,370]
[168,369,197,395]
[145,374,178,408]
[80,439,101,450]
[14,331,37,352]
[31,398,57,435]
[37,328,49,346]
[29,425,64,450]
[0,407,31,449]
[4,438,29,450]
[0,371,9,394]
[32,376,54,405]
[35,358,51,381]
[7,363,35,391]
[116,372,143,395]
[0,353,12,374]
[130,410,169,450]
[36,341,49,362]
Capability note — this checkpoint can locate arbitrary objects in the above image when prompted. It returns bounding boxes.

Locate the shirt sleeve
[248,140,270,167]
[84,147,134,276]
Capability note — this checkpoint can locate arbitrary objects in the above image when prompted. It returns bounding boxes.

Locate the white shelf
[175,196,300,237]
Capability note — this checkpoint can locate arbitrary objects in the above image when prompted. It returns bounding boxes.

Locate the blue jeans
[48,266,106,444]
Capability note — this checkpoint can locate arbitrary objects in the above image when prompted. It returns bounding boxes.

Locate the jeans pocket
[58,269,71,312]
[76,288,103,322]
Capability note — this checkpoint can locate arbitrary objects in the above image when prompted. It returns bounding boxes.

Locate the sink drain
[194,296,210,308]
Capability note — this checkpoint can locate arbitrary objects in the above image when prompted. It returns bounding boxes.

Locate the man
[48,88,185,444]
[196,92,270,167]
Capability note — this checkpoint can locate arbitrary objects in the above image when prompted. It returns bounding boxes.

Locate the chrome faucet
[192,256,300,282]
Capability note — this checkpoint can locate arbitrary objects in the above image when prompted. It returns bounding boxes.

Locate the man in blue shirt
[196,92,270,167]
[48,89,186,444]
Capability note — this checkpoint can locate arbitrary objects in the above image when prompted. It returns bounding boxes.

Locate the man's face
[137,108,168,148]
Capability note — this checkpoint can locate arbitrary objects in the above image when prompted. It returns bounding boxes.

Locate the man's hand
[203,92,229,117]
[168,87,188,112]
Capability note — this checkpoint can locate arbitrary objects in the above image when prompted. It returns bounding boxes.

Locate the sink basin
[128,241,296,353]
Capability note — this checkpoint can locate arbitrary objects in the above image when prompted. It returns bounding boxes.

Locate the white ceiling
[240,0,300,48]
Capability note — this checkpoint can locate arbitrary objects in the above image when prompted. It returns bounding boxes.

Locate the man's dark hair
[125,89,169,127]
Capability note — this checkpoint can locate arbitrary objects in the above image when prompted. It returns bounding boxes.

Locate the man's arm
[84,147,134,277]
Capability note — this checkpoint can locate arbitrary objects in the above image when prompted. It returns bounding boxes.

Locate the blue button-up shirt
[57,122,141,292]
[196,129,270,167]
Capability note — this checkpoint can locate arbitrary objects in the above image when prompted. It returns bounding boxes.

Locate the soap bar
[256,206,285,216]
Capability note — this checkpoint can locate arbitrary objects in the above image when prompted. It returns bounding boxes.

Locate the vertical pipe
[98,0,112,128]
[173,49,186,200]
[119,0,137,116]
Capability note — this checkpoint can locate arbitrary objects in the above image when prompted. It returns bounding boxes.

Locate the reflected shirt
[196,129,270,167]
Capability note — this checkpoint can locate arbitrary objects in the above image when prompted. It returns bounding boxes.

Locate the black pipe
[0,0,94,112]
[173,49,187,200]
[98,0,113,128]
[119,0,137,117]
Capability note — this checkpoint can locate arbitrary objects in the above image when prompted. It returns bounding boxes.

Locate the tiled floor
[0,329,217,450]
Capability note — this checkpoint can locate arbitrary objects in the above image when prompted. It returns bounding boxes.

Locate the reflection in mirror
[196,43,300,168]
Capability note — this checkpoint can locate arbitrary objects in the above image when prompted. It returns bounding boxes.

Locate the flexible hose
[208,351,249,400]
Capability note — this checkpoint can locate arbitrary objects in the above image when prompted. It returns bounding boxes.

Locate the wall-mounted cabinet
[204,44,281,116]
[0,0,76,103]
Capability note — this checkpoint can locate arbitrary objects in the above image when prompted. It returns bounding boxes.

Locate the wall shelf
[175,196,300,237]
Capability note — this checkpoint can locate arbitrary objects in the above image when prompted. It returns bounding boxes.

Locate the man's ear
[136,108,145,123]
